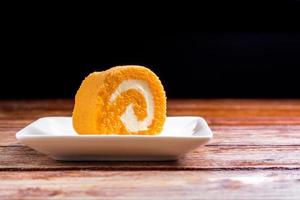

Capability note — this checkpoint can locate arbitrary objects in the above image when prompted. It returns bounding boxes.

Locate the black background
[2,3,300,99]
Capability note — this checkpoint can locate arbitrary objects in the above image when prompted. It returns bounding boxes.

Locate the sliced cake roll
[73,65,166,135]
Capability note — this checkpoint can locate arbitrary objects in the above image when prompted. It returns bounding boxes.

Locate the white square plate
[16,117,213,161]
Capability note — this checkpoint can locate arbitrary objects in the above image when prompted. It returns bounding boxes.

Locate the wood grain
[168,99,300,125]
[211,125,300,145]
[1,145,299,170]
[1,99,300,199]
[1,170,300,200]
[2,99,300,125]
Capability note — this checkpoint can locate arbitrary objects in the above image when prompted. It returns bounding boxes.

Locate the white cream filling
[109,79,154,132]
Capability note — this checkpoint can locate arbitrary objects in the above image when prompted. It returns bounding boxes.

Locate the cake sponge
[72,65,166,135]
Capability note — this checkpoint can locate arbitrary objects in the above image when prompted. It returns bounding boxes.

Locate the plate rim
[16,116,213,140]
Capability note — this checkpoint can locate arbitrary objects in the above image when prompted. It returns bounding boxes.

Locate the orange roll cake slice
[72,65,166,135]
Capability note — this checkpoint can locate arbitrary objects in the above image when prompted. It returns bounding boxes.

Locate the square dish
[16,116,213,161]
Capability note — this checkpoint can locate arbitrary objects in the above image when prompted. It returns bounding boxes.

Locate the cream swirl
[109,79,154,132]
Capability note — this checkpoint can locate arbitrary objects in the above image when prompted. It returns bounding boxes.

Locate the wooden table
[1,99,300,200]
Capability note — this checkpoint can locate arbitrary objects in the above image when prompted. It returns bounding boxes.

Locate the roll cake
[72,65,166,135]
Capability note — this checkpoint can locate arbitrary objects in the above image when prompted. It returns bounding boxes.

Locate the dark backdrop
[2,31,300,99]
[2,0,300,100]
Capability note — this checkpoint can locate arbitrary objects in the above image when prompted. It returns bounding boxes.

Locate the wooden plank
[1,100,300,125]
[0,100,73,120]
[1,99,300,199]
[168,99,300,125]
[0,119,33,128]
[1,145,300,170]
[168,99,300,117]
[1,170,300,200]
[0,131,19,146]
[0,120,35,147]
[211,125,300,145]
[3,124,300,147]
[205,117,300,125]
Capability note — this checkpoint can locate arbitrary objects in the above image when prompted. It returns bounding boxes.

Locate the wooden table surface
[1,99,300,200]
